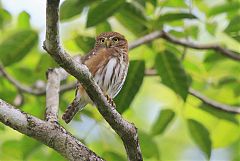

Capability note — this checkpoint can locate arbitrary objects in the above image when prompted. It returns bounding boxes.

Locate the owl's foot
[105,94,116,107]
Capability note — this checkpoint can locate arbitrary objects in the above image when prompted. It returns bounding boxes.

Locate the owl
[62,32,129,123]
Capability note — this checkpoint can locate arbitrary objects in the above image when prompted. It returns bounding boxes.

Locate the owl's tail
[62,97,87,124]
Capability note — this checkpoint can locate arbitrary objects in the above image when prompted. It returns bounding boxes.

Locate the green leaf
[200,104,239,125]
[0,123,5,131]
[17,11,31,29]
[22,97,46,117]
[155,51,190,100]
[157,13,197,23]
[74,35,95,53]
[20,136,42,160]
[115,60,145,113]
[9,67,38,84]
[0,79,17,103]
[185,25,199,39]
[135,0,146,7]
[102,151,126,161]
[151,109,175,136]
[60,0,96,21]
[218,77,238,86]
[87,0,126,27]
[159,0,188,8]
[149,0,157,6]
[231,35,240,42]
[216,76,240,96]
[204,51,225,64]
[1,137,41,160]
[0,8,11,29]
[187,119,212,159]
[0,30,38,66]
[35,53,59,77]
[206,22,217,36]
[224,15,240,33]
[115,2,147,36]
[208,2,240,17]
[120,2,147,26]
[96,21,112,35]
[1,140,22,160]
[168,30,186,38]
[48,151,66,161]
[139,130,160,159]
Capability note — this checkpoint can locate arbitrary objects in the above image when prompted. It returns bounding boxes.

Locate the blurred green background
[0,0,240,160]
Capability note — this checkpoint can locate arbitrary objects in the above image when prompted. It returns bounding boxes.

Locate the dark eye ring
[113,37,119,42]
[100,38,105,43]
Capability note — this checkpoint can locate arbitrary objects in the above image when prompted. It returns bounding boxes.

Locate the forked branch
[0,99,104,161]
[43,0,142,161]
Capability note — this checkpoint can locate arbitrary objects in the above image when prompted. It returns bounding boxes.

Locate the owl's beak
[105,39,111,48]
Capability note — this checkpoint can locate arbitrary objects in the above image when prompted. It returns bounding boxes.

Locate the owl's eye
[113,37,119,42]
[100,38,105,43]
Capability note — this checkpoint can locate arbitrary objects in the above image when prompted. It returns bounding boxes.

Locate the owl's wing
[62,48,111,123]
[80,49,95,63]
[81,48,111,76]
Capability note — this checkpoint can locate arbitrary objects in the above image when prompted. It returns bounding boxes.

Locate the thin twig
[13,91,24,107]
[129,30,240,61]
[189,88,240,114]
[129,31,164,50]
[0,63,75,96]
[145,68,158,76]
[145,69,240,113]
[0,64,44,95]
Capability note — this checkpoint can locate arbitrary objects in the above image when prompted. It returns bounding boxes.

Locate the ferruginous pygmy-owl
[62,32,129,123]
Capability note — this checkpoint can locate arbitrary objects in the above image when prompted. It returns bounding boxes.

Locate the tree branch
[129,30,240,61]
[2,29,239,96]
[12,68,238,116]
[189,88,240,114]
[0,64,44,95]
[45,68,60,122]
[145,69,240,114]
[45,67,74,122]
[1,2,238,160]
[43,0,142,161]
[0,99,104,161]
[0,63,76,96]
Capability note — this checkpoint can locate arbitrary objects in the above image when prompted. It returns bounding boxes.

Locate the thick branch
[44,0,142,160]
[0,99,104,161]
[129,31,240,61]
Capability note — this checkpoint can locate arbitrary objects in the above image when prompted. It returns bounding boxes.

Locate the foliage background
[0,0,240,160]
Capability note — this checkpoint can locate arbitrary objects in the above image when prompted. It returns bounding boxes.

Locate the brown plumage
[62,32,129,123]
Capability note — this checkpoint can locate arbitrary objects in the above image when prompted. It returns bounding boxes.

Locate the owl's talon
[105,94,116,107]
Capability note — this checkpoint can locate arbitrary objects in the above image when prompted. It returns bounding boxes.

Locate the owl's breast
[94,53,128,98]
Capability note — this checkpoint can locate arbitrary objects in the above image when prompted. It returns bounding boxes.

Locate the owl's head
[95,32,128,50]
